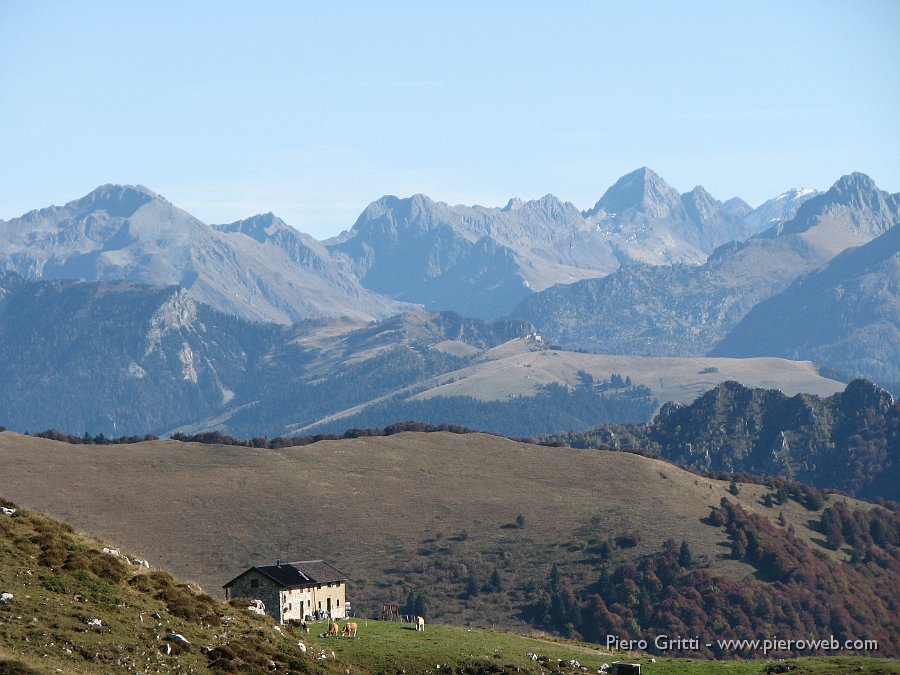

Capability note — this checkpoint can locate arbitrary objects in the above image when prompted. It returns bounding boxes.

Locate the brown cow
[327,621,339,636]
[415,615,425,632]
[341,622,358,638]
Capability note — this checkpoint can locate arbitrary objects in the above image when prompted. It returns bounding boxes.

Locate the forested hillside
[307,376,657,437]
[538,379,899,500]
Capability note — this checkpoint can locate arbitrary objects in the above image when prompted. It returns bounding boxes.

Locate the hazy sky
[2,1,898,239]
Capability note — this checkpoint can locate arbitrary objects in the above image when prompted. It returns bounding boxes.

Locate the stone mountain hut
[223,560,349,624]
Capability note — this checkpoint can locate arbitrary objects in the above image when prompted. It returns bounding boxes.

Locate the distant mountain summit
[775,172,899,242]
[590,166,683,219]
[723,196,753,219]
[586,167,762,264]
[327,192,619,318]
[744,187,818,230]
[512,172,898,359]
[0,185,407,323]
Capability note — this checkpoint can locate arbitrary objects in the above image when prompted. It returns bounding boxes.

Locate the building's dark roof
[223,560,349,589]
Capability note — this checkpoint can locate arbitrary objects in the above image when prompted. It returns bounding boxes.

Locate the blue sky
[2,1,898,239]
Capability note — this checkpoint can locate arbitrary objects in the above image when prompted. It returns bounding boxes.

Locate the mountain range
[2,168,898,665]
[326,167,788,318]
[511,173,899,377]
[0,185,408,324]
[0,168,897,436]
[1,168,820,323]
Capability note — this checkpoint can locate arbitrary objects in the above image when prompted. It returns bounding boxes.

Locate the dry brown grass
[412,340,844,405]
[0,431,871,629]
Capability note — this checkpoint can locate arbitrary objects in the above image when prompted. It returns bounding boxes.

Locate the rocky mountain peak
[687,185,715,202]
[723,197,753,219]
[76,184,160,218]
[501,197,525,212]
[521,194,577,220]
[591,167,683,219]
[780,173,899,239]
[213,212,294,243]
[825,172,883,208]
[744,187,820,230]
[682,185,723,222]
[354,193,439,229]
[841,378,895,413]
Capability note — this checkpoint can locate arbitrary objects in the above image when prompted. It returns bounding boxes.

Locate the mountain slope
[0,275,846,439]
[0,278,282,434]
[0,277,540,436]
[0,496,324,673]
[511,173,899,355]
[712,223,900,384]
[0,185,407,323]
[1,431,897,657]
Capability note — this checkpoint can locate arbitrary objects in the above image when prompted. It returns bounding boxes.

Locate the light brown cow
[341,622,358,638]
[415,615,425,632]
[327,621,339,636]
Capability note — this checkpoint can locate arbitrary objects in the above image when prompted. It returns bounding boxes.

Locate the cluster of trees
[404,589,428,617]
[11,421,483,450]
[711,473,832,510]
[169,421,482,449]
[527,500,899,657]
[31,429,159,445]
[816,500,900,552]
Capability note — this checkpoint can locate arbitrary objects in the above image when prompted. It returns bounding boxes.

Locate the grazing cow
[288,618,309,633]
[327,621,339,637]
[415,616,425,632]
[341,622,358,638]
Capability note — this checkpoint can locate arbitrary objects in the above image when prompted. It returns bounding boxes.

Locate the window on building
[337,599,340,606]
[318,601,321,609]
[250,579,259,588]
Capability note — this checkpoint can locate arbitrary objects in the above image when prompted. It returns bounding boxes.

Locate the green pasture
[300,619,900,674]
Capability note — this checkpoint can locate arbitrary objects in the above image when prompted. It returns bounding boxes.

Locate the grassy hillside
[0,498,334,673]
[413,340,844,406]
[1,499,897,674]
[0,431,885,626]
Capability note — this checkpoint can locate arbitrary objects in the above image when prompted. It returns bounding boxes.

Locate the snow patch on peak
[773,188,817,202]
